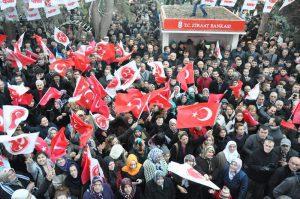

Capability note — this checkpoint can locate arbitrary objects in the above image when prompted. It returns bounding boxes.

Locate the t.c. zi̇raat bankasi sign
[162,18,245,32]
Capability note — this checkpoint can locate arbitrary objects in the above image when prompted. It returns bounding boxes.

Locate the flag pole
[137,93,151,121]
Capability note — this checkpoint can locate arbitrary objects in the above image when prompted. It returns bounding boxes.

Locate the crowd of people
[0,0,299,199]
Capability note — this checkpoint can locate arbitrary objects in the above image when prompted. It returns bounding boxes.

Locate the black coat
[144,177,175,199]
[246,148,279,183]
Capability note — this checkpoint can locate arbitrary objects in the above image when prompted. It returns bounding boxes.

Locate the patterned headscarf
[119,178,136,199]
[147,147,163,163]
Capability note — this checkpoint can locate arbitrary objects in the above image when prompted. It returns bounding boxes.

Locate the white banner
[3,105,29,136]
[29,0,45,9]
[54,27,70,47]
[279,0,295,10]
[64,0,79,11]
[84,0,94,3]
[0,132,39,155]
[0,0,17,10]
[44,4,61,18]
[25,7,41,21]
[4,7,18,22]
[220,0,237,7]
[201,0,217,6]
[263,0,278,13]
[242,0,258,10]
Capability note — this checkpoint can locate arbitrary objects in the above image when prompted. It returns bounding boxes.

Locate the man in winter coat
[246,136,279,199]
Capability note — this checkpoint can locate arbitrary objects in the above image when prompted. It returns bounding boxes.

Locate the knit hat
[280,138,291,146]
[109,144,124,160]
[12,189,36,199]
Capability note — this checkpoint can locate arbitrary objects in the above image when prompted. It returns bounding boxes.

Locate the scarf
[90,177,104,199]
[122,154,142,176]
[223,141,239,163]
[228,158,242,180]
[119,179,136,199]
[56,157,73,173]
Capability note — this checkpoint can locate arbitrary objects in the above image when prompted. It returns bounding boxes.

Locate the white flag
[168,161,220,190]
[7,83,30,96]
[148,61,166,78]
[220,0,237,7]
[84,0,94,3]
[54,27,70,47]
[0,132,39,155]
[105,77,121,98]
[3,105,29,136]
[279,0,294,10]
[29,0,44,8]
[0,0,17,10]
[245,83,260,100]
[14,33,25,53]
[114,61,140,90]
[242,0,258,11]
[90,157,105,182]
[25,7,41,21]
[64,0,79,11]
[201,0,217,6]
[263,0,278,13]
[215,41,222,60]
[44,4,61,18]
[4,7,18,21]
[91,113,109,130]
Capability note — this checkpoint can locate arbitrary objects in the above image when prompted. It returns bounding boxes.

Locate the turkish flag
[12,93,33,106]
[76,41,96,56]
[73,76,90,97]
[148,93,171,110]
[50,127,69,162]
[292,102,300,124]
[177,63,194,91]
[208,93,224,103]
[76,88,95,109]
[0,34,6,45]
[25,49,39,60]
[115,89,144,114]
[177,102,219,128]
[3,105,29,136]
[33,34,56,63]
[151,82,171,100]
[148,61,167,84]
[105,77,121,98]
[14,51,36,66]
[96,42,115,64]
[230,80,243,99]
[0,109,4,132]
[39,87,62,106]
[90,157,105,182]
[91,113,109,130]
[114,61,140,90]
[35,137,51,156]
[281,120,296,131]
[242,109,259,126]
[70,52,90,73]
[54,27,70,47]
[70,113,93,147]
[1,132,39,155]
[81,149,91,184]
[87,75,107,98]
[168,161,220,190]
[90,96,110,118]
[49,59,74,77]
[14,33,24,52]
[5,48,35,70]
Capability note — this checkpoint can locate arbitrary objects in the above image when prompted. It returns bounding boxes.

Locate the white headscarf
[229,158,243,180]
[223,141,239,163]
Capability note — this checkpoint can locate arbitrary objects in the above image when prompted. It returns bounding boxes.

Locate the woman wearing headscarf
[216,158,248,199]
[144,170,175,199]
[214,141,240,178]
[103,156,120,193]
[83,176,114,199]
[64,164,82,198]
[173,154,206,199]
[117,178,141,199]
[121,154,144,189]
[25,152,55,199]
[143,148,168,183]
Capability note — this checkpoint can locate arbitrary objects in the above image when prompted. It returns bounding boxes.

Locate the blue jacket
[217,166,248,199]
[83,183,114,199]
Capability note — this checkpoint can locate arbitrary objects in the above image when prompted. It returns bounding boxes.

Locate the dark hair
[259,124,269,131]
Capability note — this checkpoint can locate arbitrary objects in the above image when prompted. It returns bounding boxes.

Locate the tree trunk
[99,0,114,39]
[90,0,102,41]
[258,13,270,35]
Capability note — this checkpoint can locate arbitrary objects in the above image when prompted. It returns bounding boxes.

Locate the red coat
[196,77,212,93]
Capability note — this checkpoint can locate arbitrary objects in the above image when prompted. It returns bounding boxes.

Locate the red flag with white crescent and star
[176,63,194,91]
[50,127,69,162]
[177,102,220,128]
